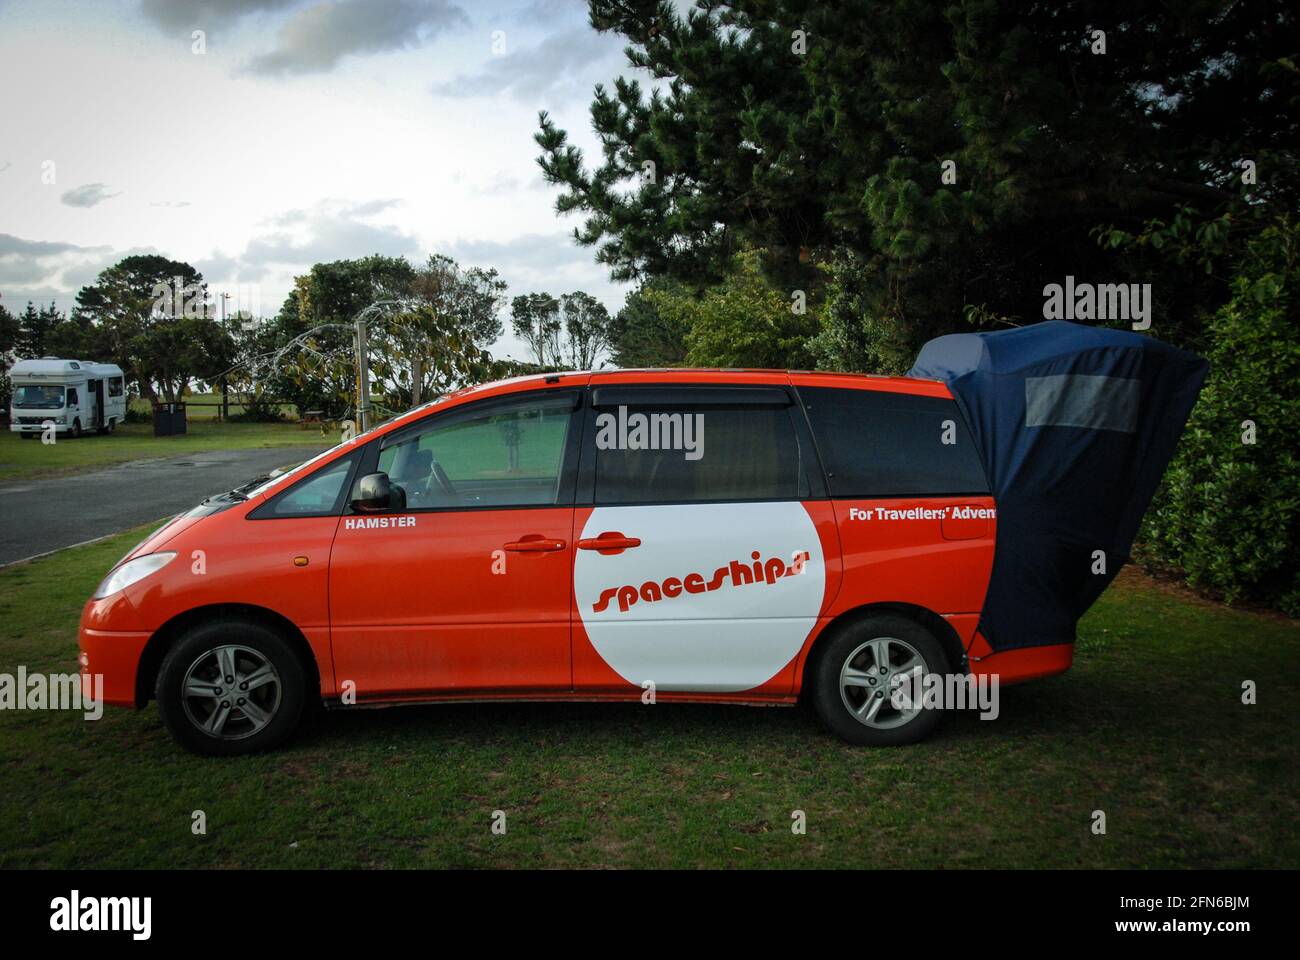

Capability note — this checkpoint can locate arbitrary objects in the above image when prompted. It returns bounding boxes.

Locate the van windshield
[13,385,66,408]
[240,397,452,499]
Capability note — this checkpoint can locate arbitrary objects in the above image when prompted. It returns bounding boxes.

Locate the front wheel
[70,419,82,438]
[810,614,950,746]
[156,619,306,756]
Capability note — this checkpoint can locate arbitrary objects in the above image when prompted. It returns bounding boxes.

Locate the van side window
[594,405,807,504]
[109,377,124,397]
[799,387,989,497]
[258,454,357,518]
[66,388,78,406]
[377,394,576,509]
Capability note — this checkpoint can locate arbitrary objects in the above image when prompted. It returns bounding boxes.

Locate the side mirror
[351,472,404,514]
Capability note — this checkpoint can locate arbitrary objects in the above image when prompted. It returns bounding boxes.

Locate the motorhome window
[67,388,78,405]
[13,386,65,408]
[109,377,124,397]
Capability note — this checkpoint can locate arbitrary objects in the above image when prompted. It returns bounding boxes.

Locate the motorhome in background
[7,357,127,438]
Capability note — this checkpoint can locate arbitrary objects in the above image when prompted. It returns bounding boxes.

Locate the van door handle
[503,537,566,552]
[577,532,641,555]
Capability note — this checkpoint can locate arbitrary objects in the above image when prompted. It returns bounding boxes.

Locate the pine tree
[537,0,1298,367]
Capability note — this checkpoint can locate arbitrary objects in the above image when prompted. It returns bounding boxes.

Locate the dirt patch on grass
[1115,565,1297,624]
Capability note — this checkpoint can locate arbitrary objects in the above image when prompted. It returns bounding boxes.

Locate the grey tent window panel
[1024,375,1139,433]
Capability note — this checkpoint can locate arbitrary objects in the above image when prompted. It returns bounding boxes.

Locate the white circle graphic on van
[574,502,825,693]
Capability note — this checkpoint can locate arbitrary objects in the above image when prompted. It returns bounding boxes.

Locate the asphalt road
[0,446,327,566]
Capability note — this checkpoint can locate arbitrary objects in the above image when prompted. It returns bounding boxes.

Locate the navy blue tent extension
[908,321,1209,653]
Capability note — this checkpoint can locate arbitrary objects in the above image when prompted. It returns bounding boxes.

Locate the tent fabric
[908,321,1209,652]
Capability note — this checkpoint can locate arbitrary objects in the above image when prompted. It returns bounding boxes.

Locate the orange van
[78,369,1069,755]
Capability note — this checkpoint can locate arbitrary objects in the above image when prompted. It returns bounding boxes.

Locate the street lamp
[219,292,231,421]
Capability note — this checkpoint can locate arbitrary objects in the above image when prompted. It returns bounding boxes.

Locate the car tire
[70,418,82,438]
[810,614,950,746]
[19,432,34,440]
[155,619,306,756]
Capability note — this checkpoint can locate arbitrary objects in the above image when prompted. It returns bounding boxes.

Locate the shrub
[1140,219,1300,615]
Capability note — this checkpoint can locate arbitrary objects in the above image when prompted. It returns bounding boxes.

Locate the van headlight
[93,552,176,599]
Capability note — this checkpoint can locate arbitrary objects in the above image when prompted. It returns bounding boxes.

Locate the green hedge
[1140,220,1300,615]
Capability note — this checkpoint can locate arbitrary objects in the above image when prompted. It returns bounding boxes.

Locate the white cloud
[433,26,624,104]
[241,0,469,75]
[139,0,304,31]
[60,183,121,208]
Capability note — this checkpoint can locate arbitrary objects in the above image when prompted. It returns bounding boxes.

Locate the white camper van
[7,357,127,438]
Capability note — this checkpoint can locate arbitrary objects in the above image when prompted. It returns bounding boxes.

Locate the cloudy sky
[0,0,643,360]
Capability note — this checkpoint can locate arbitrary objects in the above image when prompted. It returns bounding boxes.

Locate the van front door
[65,387,80,432]
[328,390,584,701]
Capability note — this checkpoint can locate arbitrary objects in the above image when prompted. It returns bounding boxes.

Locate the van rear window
[798,387,989,498]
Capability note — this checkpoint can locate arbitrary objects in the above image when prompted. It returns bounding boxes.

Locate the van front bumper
[79,628,150,708]
[80,595,151,708]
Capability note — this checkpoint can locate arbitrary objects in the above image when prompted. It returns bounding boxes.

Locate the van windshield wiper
[215,474,273,502]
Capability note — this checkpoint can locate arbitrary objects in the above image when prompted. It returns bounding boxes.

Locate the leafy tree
[383,255,508,403]
[511,293,562,365]
[608,281,689,367]
[273,255,416,417]
[255,290,355,420]
[73,254,230,402]
[645,250,819,368]
[0,302,17,415]
[557,291,612,369]
[406,254,505,349]
[251,254,512,419]
[141,314,235,405]
[809,250,916,375]
[47,311,93,361]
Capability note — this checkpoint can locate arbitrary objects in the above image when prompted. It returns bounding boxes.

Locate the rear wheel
[156,619,306,756]
[810,614,950,746]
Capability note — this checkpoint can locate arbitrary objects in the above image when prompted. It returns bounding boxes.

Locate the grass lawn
[0,525,1295,869]
[0,420,338,483]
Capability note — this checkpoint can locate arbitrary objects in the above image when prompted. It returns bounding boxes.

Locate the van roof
[7,358,123,379]
[426,366,950,416]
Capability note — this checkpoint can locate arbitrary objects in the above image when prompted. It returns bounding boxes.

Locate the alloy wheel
[180,644,282,740]
[838,636,929,729]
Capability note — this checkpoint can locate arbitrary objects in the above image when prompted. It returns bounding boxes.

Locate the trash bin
[153,402,188,436]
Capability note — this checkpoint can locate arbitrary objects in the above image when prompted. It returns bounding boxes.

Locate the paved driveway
[0,446,327,566]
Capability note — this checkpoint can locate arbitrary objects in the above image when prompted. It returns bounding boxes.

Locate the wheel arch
[136,603,322,707]
[800,602,969,694]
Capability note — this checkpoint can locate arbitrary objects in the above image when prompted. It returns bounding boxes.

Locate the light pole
[219,292,231,421]
[355,314,371,432]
